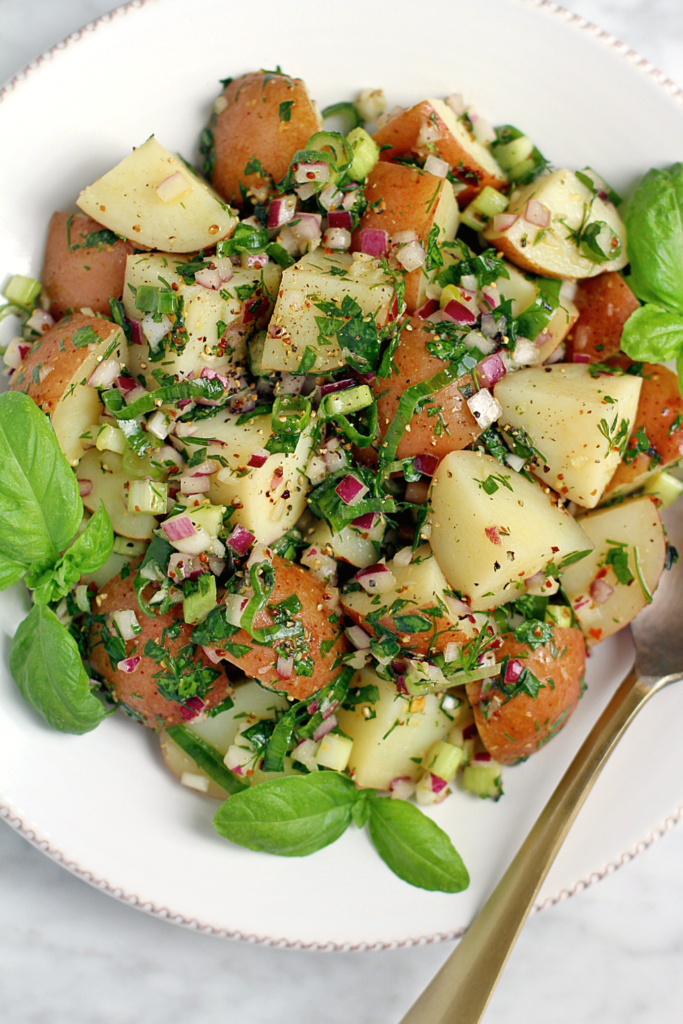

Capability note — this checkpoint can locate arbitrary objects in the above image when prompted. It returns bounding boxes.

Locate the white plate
[1,0,683,949]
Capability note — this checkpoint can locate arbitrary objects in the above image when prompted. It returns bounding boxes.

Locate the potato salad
[2,69,682,891]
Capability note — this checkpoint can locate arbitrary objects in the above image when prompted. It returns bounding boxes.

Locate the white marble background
[2,1,683,1021]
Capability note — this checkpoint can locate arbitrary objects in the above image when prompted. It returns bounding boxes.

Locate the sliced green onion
[306,130,353,175]
[3,274,41,308]
[271,394,311,435]
[633,546,653,604]
[321,102,361,133]
[165,724,248,794]
[0,302,28,323]
[346,127,380,182]
[134,285,176,314]
[240,561,276,642]
[321,384,373,417]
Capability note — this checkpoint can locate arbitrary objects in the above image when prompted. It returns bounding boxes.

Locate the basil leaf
[0,392,81,566]
[165,724,248,795]
[0,553,27,590]
[624,163,683,315]
[63,502,114,575]
[261,709,297,773]
[213,771,358,856]
[366,795,470,893]
[10,604,109,734]
[620,303,683,363]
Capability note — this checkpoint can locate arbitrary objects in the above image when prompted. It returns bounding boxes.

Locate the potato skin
[211,72,321,207]
[467,626,586,764]
[8,312,119,413]
[351,163,452,311]
[219,556,348,700]
[565,272,639,362]
[357,315,481,465]
[42,213,134,319]
[89,569,233,728]
[605,361,683,496]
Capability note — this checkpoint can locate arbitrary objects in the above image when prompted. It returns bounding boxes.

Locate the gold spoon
[399,497,683,1024]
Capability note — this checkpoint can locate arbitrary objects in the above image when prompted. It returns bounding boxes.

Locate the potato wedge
[565,272,639,362]
[561,496,666,645]
[483,170,628,279]
[337,667,453,789]
[261,249,395,373]
[605,362,683,498]
[210,71,321,207]
[352,162,459,312]
[373,99,507,206]
[429,450,592,610]
[305,518,381,569]
[217,555,347,701]
[77,449,158,541]
[467,626,585,764]
[9,313,126,466]
[89,568,233,728]
[42,212,134,318]
[77,136,237,252]
[494,364,642,508]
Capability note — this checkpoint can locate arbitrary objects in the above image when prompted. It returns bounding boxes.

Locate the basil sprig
[0,393,115,733]
[213,772,470,892]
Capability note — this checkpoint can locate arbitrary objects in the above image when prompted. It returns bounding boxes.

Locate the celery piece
[346,127,380,182]
[127,478,168,515]
[315,733,354,772]
[470,186,509,219]
[463,762,503,799]
[96,424,127,455]
[183,574,217,625]
[3,274,41,308]
[112,536,148,558]
[493,136,534,172]
[122,448,166,481]
[544,604,572,629]
[187,502,224,539]
[247,331,267,377]
[421,739,463,783]
[643,470,683,509]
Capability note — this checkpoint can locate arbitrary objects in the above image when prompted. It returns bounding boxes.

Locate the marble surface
[1,1,683,1022]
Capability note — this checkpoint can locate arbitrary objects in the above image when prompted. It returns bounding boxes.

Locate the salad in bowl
[2,67,682,892]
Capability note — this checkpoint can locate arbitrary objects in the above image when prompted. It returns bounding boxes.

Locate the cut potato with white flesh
[76,448,158,540]
[261,249,395,373]
[77,136,237,252]
[483,169,628,279]
[306,517,382,569]
[561,497,666,646]
[536,298,579,363]
[178,407,314,545]
[494,262,578,361]
[429,450,592,611]
[160,679,291,798]
[123,252,280,382]
[494,364,642,508]
[336,668,452,790]
[495,262,537,316]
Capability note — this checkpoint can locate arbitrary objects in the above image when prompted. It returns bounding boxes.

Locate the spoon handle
[399,668,653,1024]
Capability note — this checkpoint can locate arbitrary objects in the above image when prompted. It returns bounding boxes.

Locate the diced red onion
[354,564,395,594]
[476,352,507,388]
[87,359,121,389]
[128,319,143,345]
[201,645,222,665]
[116,375,136,394]
[313,715,337,742]
[189,459,220,477]
[293,161,330,184]
[504,659,524,684]
[179,704,199,721]
[162,515,196,542]
[78,479,93,497]
[525,570,545,588]
[573,353,591,364]
[463,723,478,741]
[351,512,377,529]
[424,154,449,178]
[492,213,519,234]
[396,240,427,273]
[524,200,551,228]
[443,593,472,619]
[359,228,389,257]
[227,525,255,555]
[153,445,185,471]
[480,313,498,338]
[276,655,294,680]
[481,288,500,311]
[347,625,372,650]
[195,267,222,290]
[117,656,141,674]
[323,227,351,250]
[431,773,448,794]
[268,195,297,230]
[290,212,322,245]
[174,421,198,438]
[167,552,204,582]
[248,448,270,468]
[335,475,368,505]
[416,298,439,319]
[443,299,477,326]
[243,252,269,269]
[328,210,352,231]
[413,453,439,477]
[590,577,615,605]
[472,752,492,763]
[342,189,360,211]
[124,386,147,406]
[179,474,210,495]
[208,555,226,576]
[318,184,343,211]
[320,377,356,397]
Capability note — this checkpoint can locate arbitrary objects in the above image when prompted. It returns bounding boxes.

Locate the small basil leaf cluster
[213,772,470,893]
[0,392,114,734]
[622,163,683,390]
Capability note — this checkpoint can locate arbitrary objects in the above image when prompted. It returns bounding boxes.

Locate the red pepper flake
[485,526,502,546]
[588,627,603,641]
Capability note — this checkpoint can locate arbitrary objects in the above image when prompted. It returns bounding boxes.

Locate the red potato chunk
[373,100,507,207]
[604,361,683,497]
[210,71,321,207]
[42,212,134,318]
[89,570,233,728]
[466,626,586,764]
[565,272,639,363]
[355,315,482,467]
[218,556,348,701]
[351,162,457,312]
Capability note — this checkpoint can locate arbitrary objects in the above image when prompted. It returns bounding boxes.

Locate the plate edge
[0,0,682,950]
